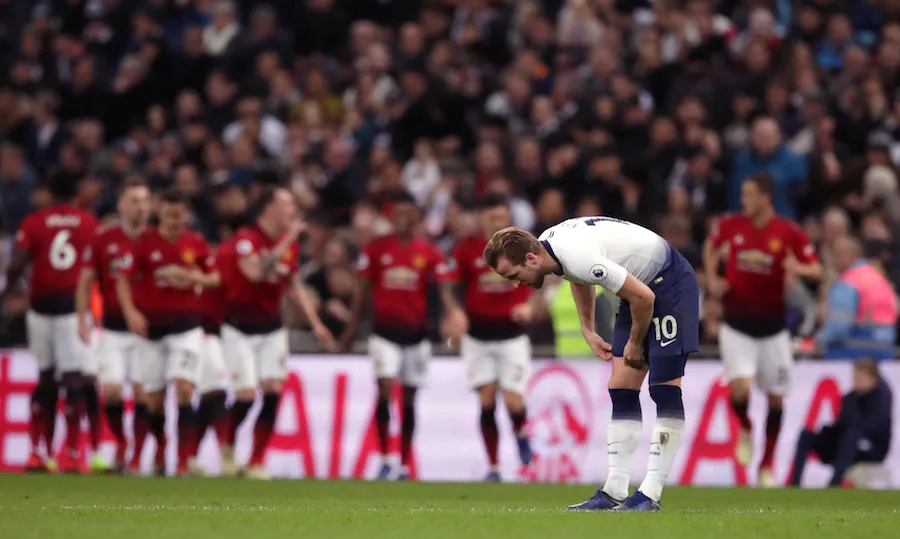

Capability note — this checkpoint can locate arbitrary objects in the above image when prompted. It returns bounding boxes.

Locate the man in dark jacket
[790,358,893,487]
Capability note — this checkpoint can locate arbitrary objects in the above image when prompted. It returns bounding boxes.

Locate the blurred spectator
[791,358,892,487]
[815,236,898,360]
[0,144,35,233]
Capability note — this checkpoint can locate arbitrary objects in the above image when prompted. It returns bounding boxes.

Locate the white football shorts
[461,334,531,395]
[368,334,431,388]
[719,323,793,396]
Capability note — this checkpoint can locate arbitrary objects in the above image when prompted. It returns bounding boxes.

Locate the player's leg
[245,328,289,480]
[568,305,647,511]
[498,335,533,469]
[220,325,257,476]
[129,343,150,474]
[25,310,57,472]
[97,331,129,472]
[719,323,759,466]
[369,335,403,479]
[396,340,431,481]
[757,330,793,486]
[164,328,204,476]
[461,335,501,480]
[53,313,94,473]
[71,321,106,472]
[140,338,168,476]
[191,334,228,475]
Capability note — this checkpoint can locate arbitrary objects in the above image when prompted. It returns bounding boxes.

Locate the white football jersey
[537,217,669,293]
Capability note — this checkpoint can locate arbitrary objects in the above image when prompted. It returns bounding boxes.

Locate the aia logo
[521,363,594,483]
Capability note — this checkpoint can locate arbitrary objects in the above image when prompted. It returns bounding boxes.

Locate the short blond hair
[483,226,541,269]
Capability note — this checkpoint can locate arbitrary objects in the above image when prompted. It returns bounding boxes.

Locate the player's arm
[75,266,97,343]
[3,247,30,298]
[437,253,467,340]
[786,228,823,281]
[702,216,729,295]
[288,279,335,348]
[616,274,656,347]
[237,222,304,283]
[115,275,147,337]
[340,275,369,350]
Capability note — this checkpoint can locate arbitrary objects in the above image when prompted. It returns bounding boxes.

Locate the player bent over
[485,216,699,511]
[5,174,98,473]
[76,178,152,473]
[116,188,220,476]
[218,186,334,479]
[703,174,821,486]
[342,191,466,481]
[447,195,536,481]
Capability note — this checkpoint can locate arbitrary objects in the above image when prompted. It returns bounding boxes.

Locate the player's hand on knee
[582,330,613,361]
[623,340,648,371]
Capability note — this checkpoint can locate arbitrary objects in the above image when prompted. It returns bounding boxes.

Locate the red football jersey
[358,234,452,341]
[82,222,139,328]
[15,203,98,313]
[217,224,298,330]
[449,234,533,340]
[709,213,817,332]
[123,227,213,328]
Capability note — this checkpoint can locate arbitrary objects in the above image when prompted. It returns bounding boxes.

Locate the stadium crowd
[0,0,899,353]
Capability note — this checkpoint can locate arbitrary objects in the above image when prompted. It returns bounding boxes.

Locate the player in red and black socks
[217,186,334,479]
[5,174,98,473]
[704,173,821,486]
[76,178,151,473]
[343,191,464,480]
[446,195,537,481]
[117,188,220,476]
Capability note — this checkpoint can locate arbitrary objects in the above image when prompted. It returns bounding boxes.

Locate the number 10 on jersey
[652,315,678,343]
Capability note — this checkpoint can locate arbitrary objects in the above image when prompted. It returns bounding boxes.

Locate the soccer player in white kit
[484,217,700,511]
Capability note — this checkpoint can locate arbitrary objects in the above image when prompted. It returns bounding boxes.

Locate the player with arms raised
[703,173,821,486]
[116,188,220,475]
[218,186,334,479]
[484,216,699,511]
[76,178,151,474]
[447,194,536,481]
[343,191,465,481]
[5,174,98,473]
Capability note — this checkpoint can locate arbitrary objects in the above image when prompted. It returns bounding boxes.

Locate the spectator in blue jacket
[730,117,807,219]
[790,358,892,487]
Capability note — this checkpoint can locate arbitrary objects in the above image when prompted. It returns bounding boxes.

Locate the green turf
[1,475,899,539]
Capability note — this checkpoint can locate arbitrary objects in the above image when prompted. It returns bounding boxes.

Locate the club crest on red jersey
[412,254,427,270]
[768,238,782,253]
[182,249,195,265]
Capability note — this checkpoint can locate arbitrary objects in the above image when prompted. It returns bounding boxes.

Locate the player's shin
[61,374,85,464]
[638,384,685,503]
[83,379,102,452]
[480,406,499,469]
[146,394,167,475]
[228,397,254,446]
[375,397,391,458]
[131,401,149,470]
[760,400,783,471]
[603,388,642,501]
[198,390,228,452]
[399,403,416,473]
[250,392,279,466]
[103,396,125,464]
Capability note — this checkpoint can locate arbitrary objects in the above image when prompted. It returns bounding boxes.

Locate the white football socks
[602,419,643,501]
[638,417,685,502]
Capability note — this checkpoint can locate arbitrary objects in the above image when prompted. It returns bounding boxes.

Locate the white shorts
[368,335,431,388]
[96,329,142,386]
[139,327,205,392]
[222,325,288,391]
[197,333,229,394]
[461,334,531,394]
[719,323,793,396]
[26,311,89,375]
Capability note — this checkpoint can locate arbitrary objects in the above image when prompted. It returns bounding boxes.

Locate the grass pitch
[1,475,899,539]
